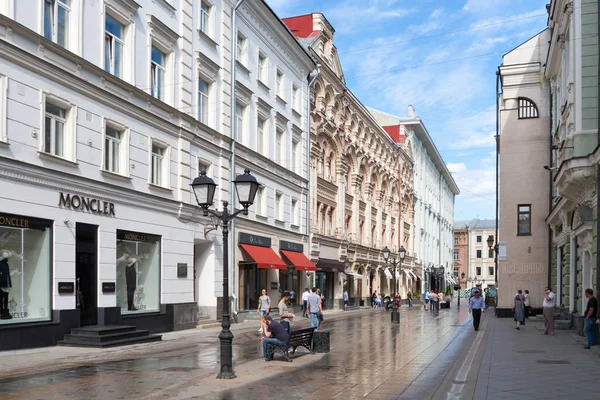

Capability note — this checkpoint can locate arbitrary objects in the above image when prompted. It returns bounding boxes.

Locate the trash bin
[313,331,330,353]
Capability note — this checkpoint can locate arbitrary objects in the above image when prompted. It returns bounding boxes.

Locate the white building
[0,0,315,350]
[368,107,460,291]
[462,219,497,290]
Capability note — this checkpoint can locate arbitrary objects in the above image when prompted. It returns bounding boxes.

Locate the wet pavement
[1,305,598,399]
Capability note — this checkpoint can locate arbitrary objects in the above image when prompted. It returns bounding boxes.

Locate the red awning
[240,244,287,270]
[281,250,317,271]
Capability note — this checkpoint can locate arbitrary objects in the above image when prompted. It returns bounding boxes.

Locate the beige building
[453,224,469,289]
[497,29,551,311]
[283,13,415,307]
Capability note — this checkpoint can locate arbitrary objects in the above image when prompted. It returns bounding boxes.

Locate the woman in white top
[523,289,531,319]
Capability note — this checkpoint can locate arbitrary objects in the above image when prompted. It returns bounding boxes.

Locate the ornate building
[283,13,415,308]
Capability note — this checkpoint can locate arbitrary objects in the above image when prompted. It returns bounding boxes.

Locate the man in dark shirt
[261,315,290,361]
[583,288,597,349]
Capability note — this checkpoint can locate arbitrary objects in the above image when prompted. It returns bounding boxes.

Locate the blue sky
[268,0,549,221]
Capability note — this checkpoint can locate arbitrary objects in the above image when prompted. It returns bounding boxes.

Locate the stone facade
[453,226,469,289]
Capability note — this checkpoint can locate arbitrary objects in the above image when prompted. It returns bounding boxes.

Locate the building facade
[0,0,315,349]
[283,13,415,308]
[498,30,551,310]
[453,224,469,289]
[368,107,460,293]
[465,220,497,290]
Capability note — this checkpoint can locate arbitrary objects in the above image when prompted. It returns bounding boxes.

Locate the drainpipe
[596,0,600,307]
[495,70,500,304]
[548,88,553,289]
[230,0,245,319]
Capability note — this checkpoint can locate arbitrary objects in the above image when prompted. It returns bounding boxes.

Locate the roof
[454,219,497,230]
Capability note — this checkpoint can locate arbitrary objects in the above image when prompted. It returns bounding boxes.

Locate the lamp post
[382,246,406,324]
[191,169,260,380]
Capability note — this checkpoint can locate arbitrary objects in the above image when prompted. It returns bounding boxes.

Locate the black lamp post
[382,246,406,324]
[191,168,259,380]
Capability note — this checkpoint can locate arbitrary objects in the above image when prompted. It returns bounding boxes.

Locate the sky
[267,0,549,222]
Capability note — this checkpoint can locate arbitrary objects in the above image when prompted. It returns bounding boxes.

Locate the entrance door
[239,263,267,310]
[76,223,98,326]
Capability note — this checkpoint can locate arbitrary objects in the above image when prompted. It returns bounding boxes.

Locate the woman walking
[513,290,525,330]
[523,289,531,319]
[407,291,413,307]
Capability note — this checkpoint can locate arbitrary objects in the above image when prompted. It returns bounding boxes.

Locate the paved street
[0,304,599,399]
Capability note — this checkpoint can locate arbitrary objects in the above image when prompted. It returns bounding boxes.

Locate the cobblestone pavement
[1,304,599,399]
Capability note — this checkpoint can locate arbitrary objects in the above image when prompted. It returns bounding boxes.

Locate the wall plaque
[58,282,75,294]
[238,233,271,248]
[102,282,116,293]
[177,263,188,278]
[280,240,303,253]
[270,282,279,290]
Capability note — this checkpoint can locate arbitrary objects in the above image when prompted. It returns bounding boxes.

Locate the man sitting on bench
[261,315,290,361]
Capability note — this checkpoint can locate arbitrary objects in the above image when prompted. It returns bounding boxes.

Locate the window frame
[198,78,210,125]
[275,128,283,165]
[236,31,247,66]
[476,250,482,259]
[254,185,266,217]
[102,118,129,177]
[518,97,539,119]
[291,197,299,226]
[197,157,212,179]
[257,51,268,84]
[517,204,532,236]
[150,46,166,101]
[292,84,299,111]
[0,75,6,144]
[257,117,265,154]
[199,1,211,36]
[476,235,482,243]
[276,68,284,99]
[488,266,494,276]
[453,250,459,260]
[40,93,77,162]
[235,102,246,143]
[149,139,170,189]
[104,14,125,79]
[476,267,482,276]
[43,0,71,49]
[275,191,284,222]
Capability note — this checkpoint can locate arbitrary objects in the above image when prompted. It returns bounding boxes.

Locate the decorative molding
[197,52,220,83]
[235,81,253,107]
[104,0,140,23]
[147,14,180,53]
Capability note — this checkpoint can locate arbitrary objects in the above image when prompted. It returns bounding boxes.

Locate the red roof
[282,15,318,38]
[383,125,406,144]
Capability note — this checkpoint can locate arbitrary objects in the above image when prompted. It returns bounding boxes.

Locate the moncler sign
[58,192,116,216]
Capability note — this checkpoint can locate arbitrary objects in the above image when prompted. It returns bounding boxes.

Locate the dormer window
[518,97,539,119]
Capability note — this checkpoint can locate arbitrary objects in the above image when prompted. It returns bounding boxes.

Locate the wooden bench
[265,327,315,362]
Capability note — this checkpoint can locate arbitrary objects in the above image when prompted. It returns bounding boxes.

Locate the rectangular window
[292,139,299,172]
[236,32,247,65]
[454,238,458,245]
[44,0,70,48]
[104,125,122,174]
[258,52,267,83]
[476,250,482,258]
[44,102,67,157]
[150,141,168,187]
[489,267,494,276]
[453,250,459,260]
[105,14,124,78]
[235,102,245,142]
[116,230,161,314]
[488,249,494,259]
[518,204,531,235]
[275,191,283,221]
[150,46,166,101]
[276,69,284,98]
[198,79,209,124]
[257,118,265,153]
[276,129,283,164]
[198,159,211,178]
[476,235,482,243]
[292,84,299,110]
[476,267,481,276]
[199,2,210,35]
[0,213,52,325]
[291,198,299,226]
[255,186,265,216]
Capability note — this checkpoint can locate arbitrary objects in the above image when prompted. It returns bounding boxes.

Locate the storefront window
[279,267,299,305]
[0,214,52,324]
[116,230,160,314]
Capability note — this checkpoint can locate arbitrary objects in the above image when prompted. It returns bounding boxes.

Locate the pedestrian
[407,291,413,307]
[307,286,322,331]
[423,290,429,311]
[583,288,597,349]
[541,286,556,336]
[343,289,349,311]
[429,290,439,311]
[257,288,270,333]
[523,289,531,319]
[260,315,290,361]
[278,291,294,333]
[468,289,485,331]
[513,290,525,330]
[301,288,310,318]
[372,291,378,308]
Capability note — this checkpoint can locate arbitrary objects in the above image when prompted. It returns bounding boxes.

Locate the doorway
[76,223,98,326]
[239,263,267,310]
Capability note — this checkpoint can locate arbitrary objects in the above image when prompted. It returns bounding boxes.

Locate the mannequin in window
[117,253,143,311]
[0,249,24,320]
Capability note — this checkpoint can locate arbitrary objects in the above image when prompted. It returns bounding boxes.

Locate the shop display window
[116,230,160,314]
[0,214,52,324]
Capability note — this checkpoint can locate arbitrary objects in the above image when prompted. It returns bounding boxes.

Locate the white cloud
[324,1,416,33]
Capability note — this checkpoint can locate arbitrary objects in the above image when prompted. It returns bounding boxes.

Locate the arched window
[518,98,539,119]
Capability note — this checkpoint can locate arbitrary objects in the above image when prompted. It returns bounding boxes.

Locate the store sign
[280,240,303,253]
[177,263,188,278]
[0,213,51,230]
[117,230,159,243]
[59,192,115,217]
[238,233,271,248]
[102,282,116,293]
[58,282,75,294]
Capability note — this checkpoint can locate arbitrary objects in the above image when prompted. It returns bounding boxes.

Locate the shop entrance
[76,223,98,326]
[239,263,268,310]
[315,271,334,310]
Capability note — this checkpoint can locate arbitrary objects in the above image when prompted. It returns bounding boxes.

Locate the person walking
[429,291,439,311]
[469,289,485,331]
[542,286,556,336]
[523,289,531,320]
[307,287,322,331]
[343,290,349,311]
[583,288,597,349]
[407,291,413,307]
[513,290,525,330]
[257,289,270,333]
[301,288,310,318]
[423,290,429,311]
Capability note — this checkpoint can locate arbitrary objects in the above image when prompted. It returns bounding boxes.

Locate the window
[476,267,481,276]
[518,204,531,235]
[105,14,124,78]
[236,32,247,65]
[198,159,211,178]
[453,251,459,260]
[43,100,74,159]
[476,235,482,243]
[257,118,265,153]
[454,238,458,245]
[103,122,128,175]
[255,186,265,216]
[292,84,299,110]
[488,249,494,259]
[276,129,283,164]
[199,1,210,35]
[258,52,267,83]
[329,212,334,236]
[489,267,494,276]
[116,230,160,314]
[151,46,166,101]
[198,79,209,124]
[476,250,482,258]
[518,97,539,119]
[454,268,459,278]
[292,139,299,172]
[235,103,246,142]
[150,141,169,187]
[291,198,299,226]
[276,69,284,98]
[44,0,70,48]
[275,191,283,221]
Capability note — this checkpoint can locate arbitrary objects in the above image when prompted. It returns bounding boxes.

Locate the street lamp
[191,169,259,380]
[382,246,405,324]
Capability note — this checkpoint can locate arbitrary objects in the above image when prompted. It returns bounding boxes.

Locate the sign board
[58,282,75,294]
[270,282,279,290]
[59,192,116,217]
[102,282,116,293]
[177,263,188,278]
[238,233,271,248]
[280,240,303,253]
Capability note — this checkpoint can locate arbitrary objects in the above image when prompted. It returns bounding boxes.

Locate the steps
[196,315,221,329]
[58,325,162,348]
